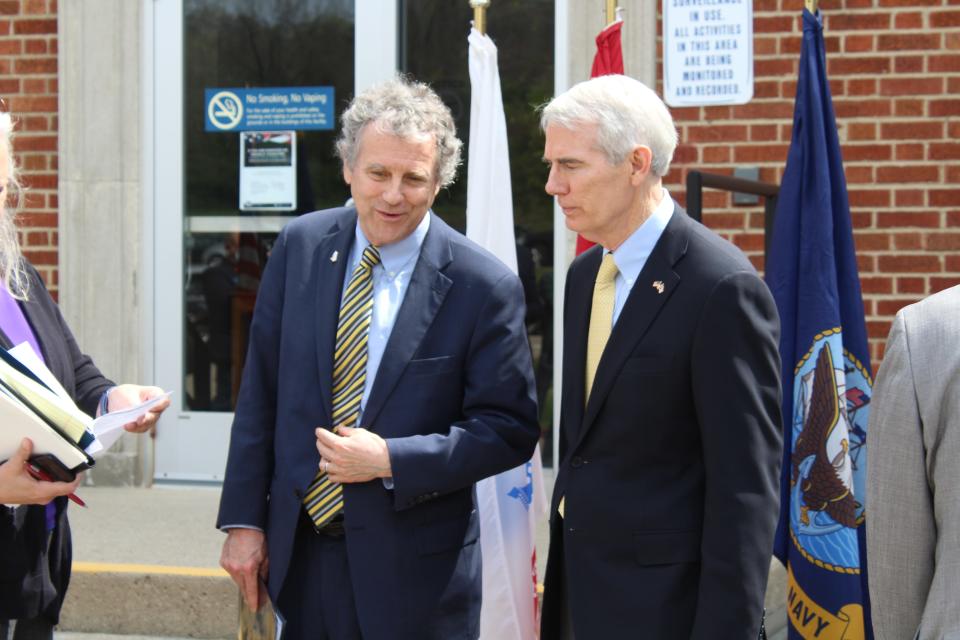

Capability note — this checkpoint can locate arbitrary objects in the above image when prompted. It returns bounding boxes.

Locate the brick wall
[0,0,58,294]
[660,0,960,372]
[1,0,955,365]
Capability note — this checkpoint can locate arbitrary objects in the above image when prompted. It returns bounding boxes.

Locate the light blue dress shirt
[345,212,431,421]
[606,190,675,326]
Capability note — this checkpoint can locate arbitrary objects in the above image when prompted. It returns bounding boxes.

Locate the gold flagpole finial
[470,0,490,35]
[804,0,818,13]
[606,0,617,24]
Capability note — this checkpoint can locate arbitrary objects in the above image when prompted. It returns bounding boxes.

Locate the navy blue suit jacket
[217,208,539,640]
[541,206,782,639]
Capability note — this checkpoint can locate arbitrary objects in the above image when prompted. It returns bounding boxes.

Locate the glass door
[152,0,397,481]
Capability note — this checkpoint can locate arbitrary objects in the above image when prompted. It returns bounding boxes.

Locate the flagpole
[804,0,818,12]
[606,0,616,23]
[471,0,489,35]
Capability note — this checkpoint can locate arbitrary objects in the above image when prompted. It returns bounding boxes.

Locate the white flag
[466,28,517,273]
[467,27,547,640]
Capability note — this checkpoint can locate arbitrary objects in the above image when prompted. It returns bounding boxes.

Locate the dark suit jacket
[541,206,782,639]
[0,263,114,623]
[217,208,539,640]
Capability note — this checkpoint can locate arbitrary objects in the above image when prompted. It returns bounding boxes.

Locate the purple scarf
[0,286,57,530]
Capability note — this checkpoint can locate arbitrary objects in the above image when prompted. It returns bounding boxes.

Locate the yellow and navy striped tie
[303,244,381,528]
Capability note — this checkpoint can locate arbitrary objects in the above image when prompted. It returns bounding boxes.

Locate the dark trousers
[559,524,576,640]
[0,618,54,640]
[276,514,363,640]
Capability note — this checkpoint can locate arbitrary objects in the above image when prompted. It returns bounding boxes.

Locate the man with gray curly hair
[540,74,782,639]
[218,76,539,640]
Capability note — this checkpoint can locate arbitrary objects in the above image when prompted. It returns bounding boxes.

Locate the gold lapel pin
[652,280,665,294]
[330,250,339,263]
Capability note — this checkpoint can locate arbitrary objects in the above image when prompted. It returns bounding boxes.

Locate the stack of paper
[0,347,95,481]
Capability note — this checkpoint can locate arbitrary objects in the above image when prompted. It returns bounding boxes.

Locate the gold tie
[585,253,618,403]
[303,244,381,528]
[559,253,618,520]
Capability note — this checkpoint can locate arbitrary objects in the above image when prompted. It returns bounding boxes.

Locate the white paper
[8,342,72,402]
[8,341,101,456]
[91,391,173,455]
[8,341,171,459]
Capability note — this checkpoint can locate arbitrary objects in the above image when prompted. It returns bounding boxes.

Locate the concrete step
[60,486,236,639]
[58,481,789,639]
[57,634,196,640]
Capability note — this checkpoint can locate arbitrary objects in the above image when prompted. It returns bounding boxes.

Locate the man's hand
[0,438,81,505]
[316,426,392,483]
[105,384,171,434]
[220,528,269,610]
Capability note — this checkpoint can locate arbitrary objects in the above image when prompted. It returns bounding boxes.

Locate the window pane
[183,0,355,411]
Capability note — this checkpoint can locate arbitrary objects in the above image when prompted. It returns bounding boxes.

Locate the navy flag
[766,9,873,639]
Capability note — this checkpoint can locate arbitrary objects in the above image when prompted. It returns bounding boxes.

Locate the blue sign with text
[204,86,334,132]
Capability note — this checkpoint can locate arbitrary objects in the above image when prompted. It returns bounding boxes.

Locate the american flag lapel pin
[652,280,665,294]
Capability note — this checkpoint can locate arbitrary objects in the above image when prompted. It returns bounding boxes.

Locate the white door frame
[146,0,398,482]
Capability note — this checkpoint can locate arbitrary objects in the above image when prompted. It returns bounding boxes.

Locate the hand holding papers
[0,343,172,482]
[94,391,172,451]
[100,384,171,435]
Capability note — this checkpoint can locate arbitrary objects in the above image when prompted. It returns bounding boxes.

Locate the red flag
[576,18,624,255]
[590,19,624,78]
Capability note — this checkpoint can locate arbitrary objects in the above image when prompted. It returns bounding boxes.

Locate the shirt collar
[353,211,431,273]
[607,189,675,284]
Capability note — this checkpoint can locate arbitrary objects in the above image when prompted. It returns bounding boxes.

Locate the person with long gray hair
[217,76,538,639]
[0,109,170,640]
[539,74,782,639]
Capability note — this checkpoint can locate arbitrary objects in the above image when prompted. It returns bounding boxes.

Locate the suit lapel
[578,208,691,441]
[314,217,356,422]
[361,216,453,428]
[561,247,602,449]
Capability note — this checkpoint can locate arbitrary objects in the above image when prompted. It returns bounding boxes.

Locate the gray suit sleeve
[866,312,933,640]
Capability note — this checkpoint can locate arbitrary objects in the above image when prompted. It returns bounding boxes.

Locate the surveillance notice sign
[663,0,753,107]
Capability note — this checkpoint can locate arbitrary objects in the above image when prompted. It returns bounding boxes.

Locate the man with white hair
[539,75,782,639]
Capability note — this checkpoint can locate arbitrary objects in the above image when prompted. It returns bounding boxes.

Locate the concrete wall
[58,0,146,485]
[563,0,658,87]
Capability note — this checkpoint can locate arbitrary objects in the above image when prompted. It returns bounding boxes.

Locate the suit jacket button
[571,456,583,468]
[294,489,302,498]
